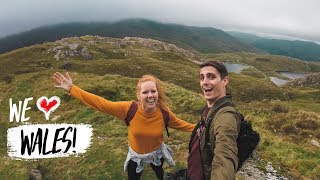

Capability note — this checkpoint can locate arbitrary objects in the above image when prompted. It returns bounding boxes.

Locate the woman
[52,72,195,180]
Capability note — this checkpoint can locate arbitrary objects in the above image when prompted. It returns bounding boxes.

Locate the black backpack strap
[204,102,234,156]
[161,109,170,137]
[125,102,138,126]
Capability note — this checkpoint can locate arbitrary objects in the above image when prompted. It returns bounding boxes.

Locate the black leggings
[127,158,164,180]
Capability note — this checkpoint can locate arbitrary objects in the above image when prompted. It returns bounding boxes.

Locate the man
[187,61,241,180]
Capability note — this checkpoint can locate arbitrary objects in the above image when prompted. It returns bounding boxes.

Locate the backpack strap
[204,102,234,157]
[161,109,170,137]
[125,101,170,137]
[125,102,138,126]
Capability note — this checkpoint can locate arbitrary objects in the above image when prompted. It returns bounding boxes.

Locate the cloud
[0,0,319,42]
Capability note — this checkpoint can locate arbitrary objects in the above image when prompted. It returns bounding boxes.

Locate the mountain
[0,36,319,179]
[0,19,262,55]
[226,31,263,44]
[252,39,320,61]
[227,31,320,62]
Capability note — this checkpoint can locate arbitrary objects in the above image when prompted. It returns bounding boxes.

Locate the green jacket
[199,96,241,180]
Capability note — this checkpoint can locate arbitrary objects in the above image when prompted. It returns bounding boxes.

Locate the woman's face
[138,81,159,113]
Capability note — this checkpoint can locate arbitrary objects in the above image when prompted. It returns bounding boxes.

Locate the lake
[223,63,249,74]
[223,63,308,86]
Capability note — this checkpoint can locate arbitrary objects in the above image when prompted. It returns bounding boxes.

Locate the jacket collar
[205,95,233,120]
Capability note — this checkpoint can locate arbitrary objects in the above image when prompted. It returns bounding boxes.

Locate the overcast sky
[1,0,319,43]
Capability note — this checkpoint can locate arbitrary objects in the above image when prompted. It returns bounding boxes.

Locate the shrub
[295,119,320,130]
[2,74,14,84]
[281,124,299,135]
[272,103,289,113]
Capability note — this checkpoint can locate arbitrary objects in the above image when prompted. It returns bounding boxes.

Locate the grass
[2,70,318,179]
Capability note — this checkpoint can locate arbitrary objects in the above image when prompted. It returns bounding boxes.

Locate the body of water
[222,63,308,87]
[223,63,249,74]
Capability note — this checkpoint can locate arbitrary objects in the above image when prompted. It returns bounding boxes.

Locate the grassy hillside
[0,36,319,179]
[0,19,262,55]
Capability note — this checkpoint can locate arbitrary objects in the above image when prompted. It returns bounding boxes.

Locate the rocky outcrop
[47,35,201,63]
[285,72,320,88]
[122,37,199,60]
[48,38,93,60]
[237,153,289,180]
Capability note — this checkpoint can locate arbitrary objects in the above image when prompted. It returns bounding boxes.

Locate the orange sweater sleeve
[69,85,131,121]
[166,108,196,132]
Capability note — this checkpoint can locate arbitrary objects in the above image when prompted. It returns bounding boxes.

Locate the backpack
[204,102,260,170]
[125,101,171,137]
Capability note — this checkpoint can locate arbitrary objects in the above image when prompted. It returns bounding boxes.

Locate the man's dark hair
[200,61,228,79]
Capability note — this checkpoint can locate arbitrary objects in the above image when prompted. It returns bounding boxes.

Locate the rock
[311,139,320,148]
[54,50,62,60]
[237,153,288,180]
[51,115,61,121]
[68,43,79,50]
[80,47,93,59]
[118,42,128,48]
[30,169,42,180]
[52,45,65,51]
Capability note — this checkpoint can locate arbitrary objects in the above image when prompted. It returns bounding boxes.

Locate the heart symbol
[36,96,61,120]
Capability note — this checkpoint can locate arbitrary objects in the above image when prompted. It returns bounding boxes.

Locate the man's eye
[208,75,215,80]
[142,92,148,94]
[200,76,204,81]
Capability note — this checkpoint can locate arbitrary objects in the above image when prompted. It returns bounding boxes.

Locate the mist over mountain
[228,31,320,62]
[0,19,262,55]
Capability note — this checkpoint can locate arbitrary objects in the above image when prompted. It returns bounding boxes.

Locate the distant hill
[226,31,263,44]
[227,31,320,62]
[0,19,262,55]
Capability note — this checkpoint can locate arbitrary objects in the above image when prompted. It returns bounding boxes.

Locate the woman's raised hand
[52,72,73,92]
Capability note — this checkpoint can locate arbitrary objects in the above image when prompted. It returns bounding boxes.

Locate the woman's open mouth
[146,98,155,103]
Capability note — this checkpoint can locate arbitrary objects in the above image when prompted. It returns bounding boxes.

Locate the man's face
[200,66,228,107]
